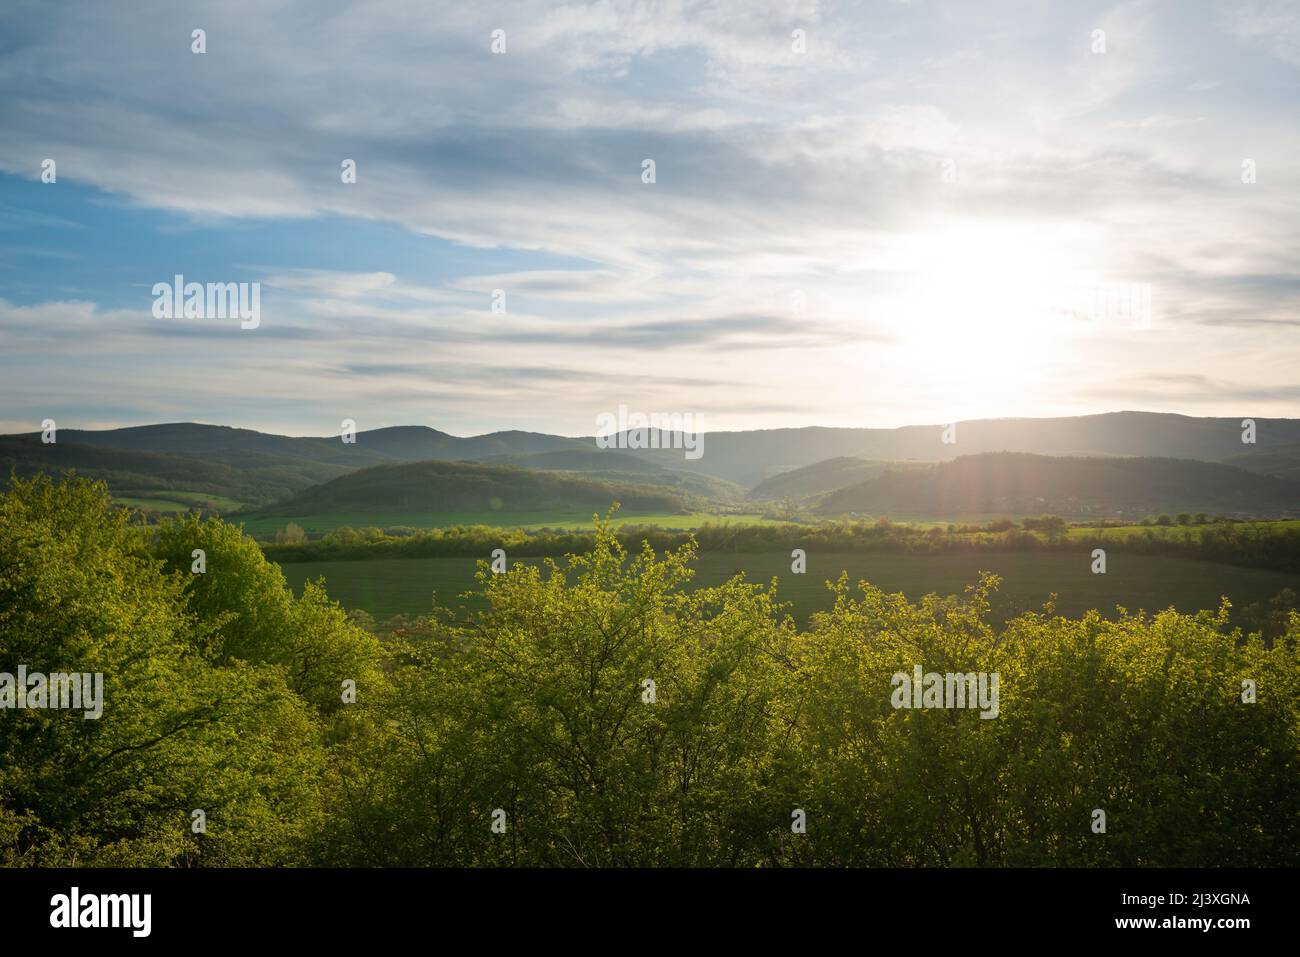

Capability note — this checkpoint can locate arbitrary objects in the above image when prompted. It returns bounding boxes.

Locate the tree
[0,475,328,866]
[1023,514,1068,539]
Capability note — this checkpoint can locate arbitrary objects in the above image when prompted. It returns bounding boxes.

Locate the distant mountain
[0,423,591,507]
[0,435,335,505]
[2,424,394,501]
[478,448,664,473]
[37,422,388,467]
[747,457,892,500]
[351,426,589,462]
[18,422,588,469]
[592,412,1300,486]
[6,413,1300,503]
[1222,442,1300,482]
[250,459,691,517]
[459,430,592,458]
[816,452,1300,519]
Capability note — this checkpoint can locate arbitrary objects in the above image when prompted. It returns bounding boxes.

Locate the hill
[594,412,1300,485]
[249,459,692,517]
[33,422,589,465]
[350,426,589,461]
[748,457,892,500]
[0,436,313,505]
[477,449,745,501]
[1222,442,1300,482]
[0,423,592,508]
[478,448,665,473]
[816,452,1300,519]
[7,412,1300,501]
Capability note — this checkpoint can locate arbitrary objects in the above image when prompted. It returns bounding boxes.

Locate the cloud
[0,0,1296,433]
[1222,0,1300,66]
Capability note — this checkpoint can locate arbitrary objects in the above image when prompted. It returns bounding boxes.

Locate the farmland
[278,550,1299,625]
[114,490,248,514]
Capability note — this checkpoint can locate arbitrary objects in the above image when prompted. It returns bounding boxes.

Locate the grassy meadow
[279,549,1298,625]
[1062,518,1300,541]
[114,490,248,514]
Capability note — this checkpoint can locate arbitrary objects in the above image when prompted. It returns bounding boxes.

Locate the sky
[1,0,1298,438]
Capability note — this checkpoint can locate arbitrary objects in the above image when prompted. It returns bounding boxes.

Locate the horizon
[7,407,1297,442]
[3,0,1300,435]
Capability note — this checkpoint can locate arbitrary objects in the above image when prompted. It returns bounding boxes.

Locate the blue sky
[1,0,1298,437]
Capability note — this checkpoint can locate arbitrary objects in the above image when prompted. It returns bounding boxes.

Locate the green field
[234,509,780,538]
[279,550,1299,625]
[1063,519,1300,541]
[115,490,248,514]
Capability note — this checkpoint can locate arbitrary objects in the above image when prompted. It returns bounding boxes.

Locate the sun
[883,221,1090,400]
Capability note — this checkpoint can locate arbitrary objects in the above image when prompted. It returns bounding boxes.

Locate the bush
[1021,514,1067,538]
[275,522,308,544]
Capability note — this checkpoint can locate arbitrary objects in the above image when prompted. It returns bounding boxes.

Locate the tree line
[260,512,1300,574]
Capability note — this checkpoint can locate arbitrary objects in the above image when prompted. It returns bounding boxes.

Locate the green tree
[0,475,328,866]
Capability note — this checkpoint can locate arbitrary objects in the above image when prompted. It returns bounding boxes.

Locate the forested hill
[0,435,312,504]
[605,412,1300,485]
[249,459,690,516]
[816,452,1300,518]
[7,413,1300,506]
[748,457,891,500]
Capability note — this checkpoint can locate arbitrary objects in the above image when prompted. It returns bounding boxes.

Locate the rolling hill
[0,435,312,505]
[0,424,593,508]
[478,448,663,473]
[476,449,746,501]
[21,422,587,466]
[1222,442,1300,482]
[6,413,1300,510]
[592,412,1300,485]
[248,459,692,518]
[815,452,1300,519]
[748,457,893,500]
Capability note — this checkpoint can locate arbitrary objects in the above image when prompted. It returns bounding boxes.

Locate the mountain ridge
[816,452,1300,519]
[6,413,1299,506]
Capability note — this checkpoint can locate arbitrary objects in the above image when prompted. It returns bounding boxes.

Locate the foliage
[0,476,367,865]
[3,476,1297,867]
